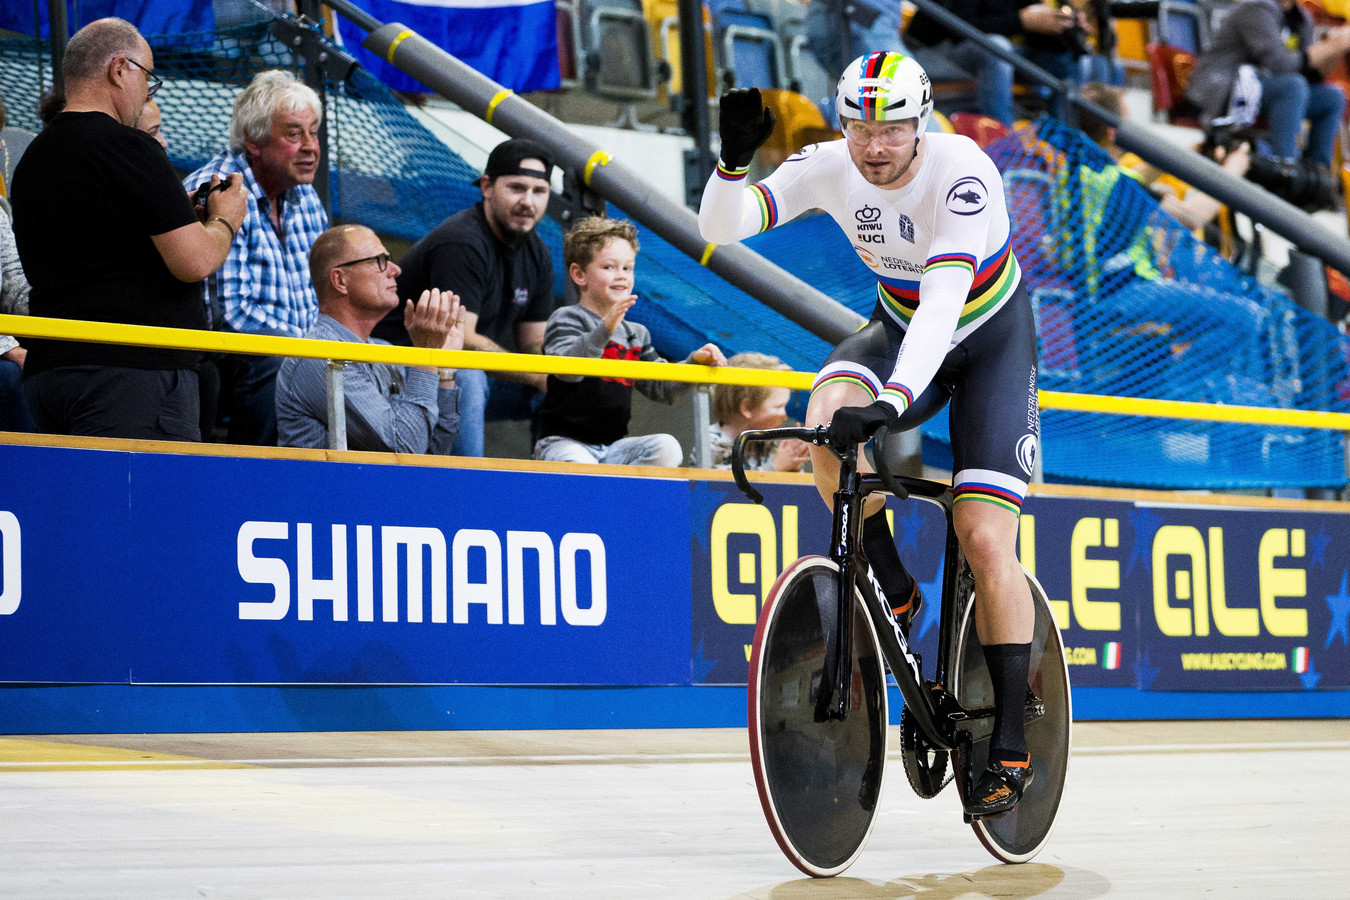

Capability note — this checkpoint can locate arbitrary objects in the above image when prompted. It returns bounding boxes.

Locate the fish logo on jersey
[1016,434,1038,477]
[897,213,914,242]
[945,177,988,216]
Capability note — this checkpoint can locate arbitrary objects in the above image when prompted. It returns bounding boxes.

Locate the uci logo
[855,206,881,223]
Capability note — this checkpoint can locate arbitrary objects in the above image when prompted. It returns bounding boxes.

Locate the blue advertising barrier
[1,441,1347,733]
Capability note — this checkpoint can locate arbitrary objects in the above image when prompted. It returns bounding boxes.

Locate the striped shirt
[183,150,328,337]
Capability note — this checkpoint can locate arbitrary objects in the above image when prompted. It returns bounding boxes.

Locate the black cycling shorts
[812,282,1040,513]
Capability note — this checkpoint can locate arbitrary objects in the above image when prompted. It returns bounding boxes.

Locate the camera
[1204,118,1339,213]
[192,178,232,210]
[1063,17,1093,57]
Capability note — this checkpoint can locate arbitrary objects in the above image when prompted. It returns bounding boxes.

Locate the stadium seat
[1154,0,1207,54]
[643,0,717,101]
[577,0,659,100]
[713,8,787,91]
[948,112,1011,148]
[1147,43,1200,127]
[758,86,839,166]
[556,0,580,87]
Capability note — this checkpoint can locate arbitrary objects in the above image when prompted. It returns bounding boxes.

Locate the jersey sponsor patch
[897,213,914,242]
[1016,433,1038,477]
[945,176,988,216]
[785,143,819,162]
[853,244,879,266]
[855,204,884,243]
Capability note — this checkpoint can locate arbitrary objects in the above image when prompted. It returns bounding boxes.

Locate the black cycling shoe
[890,582,923,639]
[963,758,1035,819]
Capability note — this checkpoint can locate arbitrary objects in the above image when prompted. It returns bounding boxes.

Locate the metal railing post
[326,359,348,451]
[692,384,712,468]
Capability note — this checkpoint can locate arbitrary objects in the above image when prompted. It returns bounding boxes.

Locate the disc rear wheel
[952,570,1071,863]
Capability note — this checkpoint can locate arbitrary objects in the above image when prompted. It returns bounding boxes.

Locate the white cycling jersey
[698,133,1021,416]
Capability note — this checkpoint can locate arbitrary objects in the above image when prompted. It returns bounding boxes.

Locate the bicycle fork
[816,452,865,723]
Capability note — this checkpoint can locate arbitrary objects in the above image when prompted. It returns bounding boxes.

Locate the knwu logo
[236,521,608,626]
[855,205,885,243]
[0,511,18,615]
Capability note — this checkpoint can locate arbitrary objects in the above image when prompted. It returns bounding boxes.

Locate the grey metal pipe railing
[320,0,865,345]
[906,0,1350,278]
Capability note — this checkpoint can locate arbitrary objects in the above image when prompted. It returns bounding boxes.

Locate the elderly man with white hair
[184,69,329,445]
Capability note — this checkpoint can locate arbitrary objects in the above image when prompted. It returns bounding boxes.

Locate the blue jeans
[804,1,908,122]
[450,368,542,457]
[945,37,1076,126]
[1258,72,1346,166]
[533,433,683,467]
[0,359,33,432]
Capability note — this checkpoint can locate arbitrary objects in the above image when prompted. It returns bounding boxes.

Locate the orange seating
[1147,43,1200,128]
[643,0,717,101]
[947,112,1012,148]
[758,87,839,166]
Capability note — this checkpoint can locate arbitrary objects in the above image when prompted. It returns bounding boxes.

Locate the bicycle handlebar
[731,423,913,504]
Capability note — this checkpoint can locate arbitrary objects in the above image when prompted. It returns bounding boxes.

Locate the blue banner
[0,447,688,685]
[689,479,949,685]
[337,0,560,94]
[0,1,213,38]
[1,442,1347,693]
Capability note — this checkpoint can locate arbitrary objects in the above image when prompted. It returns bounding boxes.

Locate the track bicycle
[731,424,1071,877]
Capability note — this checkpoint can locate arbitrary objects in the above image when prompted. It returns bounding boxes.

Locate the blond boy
[533,217,725,465]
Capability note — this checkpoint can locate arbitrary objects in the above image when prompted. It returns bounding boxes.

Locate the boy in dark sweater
[533,217,725,465]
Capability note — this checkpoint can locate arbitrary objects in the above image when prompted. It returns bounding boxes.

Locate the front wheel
[747,556,889,878]
[952,568,1071,863]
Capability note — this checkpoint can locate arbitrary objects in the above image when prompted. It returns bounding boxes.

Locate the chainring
[900,704,952,799]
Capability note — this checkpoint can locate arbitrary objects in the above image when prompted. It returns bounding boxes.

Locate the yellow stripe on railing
[0,315,812,390]
[4,314,1349,430]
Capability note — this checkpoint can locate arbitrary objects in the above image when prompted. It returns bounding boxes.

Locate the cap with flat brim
[484,138,554,181]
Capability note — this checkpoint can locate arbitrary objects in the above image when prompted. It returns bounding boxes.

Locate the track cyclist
[698,51,1042,819]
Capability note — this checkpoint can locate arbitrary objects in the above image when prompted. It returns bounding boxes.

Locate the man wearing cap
[375,138,557,457]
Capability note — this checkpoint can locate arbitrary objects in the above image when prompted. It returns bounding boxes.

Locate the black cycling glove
[718,88,777,170]
[831,401,900,446]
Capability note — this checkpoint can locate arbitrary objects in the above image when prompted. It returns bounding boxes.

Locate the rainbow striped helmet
[836,51,933,134]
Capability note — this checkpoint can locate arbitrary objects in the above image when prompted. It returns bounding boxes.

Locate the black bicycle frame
[733,425,983,754]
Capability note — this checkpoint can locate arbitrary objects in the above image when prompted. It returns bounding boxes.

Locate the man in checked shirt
[185,69,329,446]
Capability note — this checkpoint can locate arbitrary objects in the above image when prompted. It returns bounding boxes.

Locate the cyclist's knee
[807,382,871,426]
[955,508,1019,575]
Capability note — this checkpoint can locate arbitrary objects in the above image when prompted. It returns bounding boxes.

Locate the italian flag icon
[1292,647,1311,674]
[1102,642,1122,670]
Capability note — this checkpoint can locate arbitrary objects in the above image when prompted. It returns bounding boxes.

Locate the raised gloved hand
[830,401,900,446]
[718,88,777,170]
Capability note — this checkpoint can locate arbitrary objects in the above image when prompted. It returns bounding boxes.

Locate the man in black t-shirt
[375,138,557,457]
[10,17,246,440]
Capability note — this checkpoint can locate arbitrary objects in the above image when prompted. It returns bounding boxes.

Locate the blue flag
[0,0,213,37]
[337,0,561,94]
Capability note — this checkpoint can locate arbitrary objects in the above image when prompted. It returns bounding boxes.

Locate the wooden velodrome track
[0,721,1344,898]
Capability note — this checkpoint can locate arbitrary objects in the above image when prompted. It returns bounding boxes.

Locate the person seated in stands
[1187,0,1350,169]
[806,0,911,121]
[11,17,246,441]
[184,70,329,447]
[906,0,1089,126]
[376,138,558,458]
[1080,82,1251,238]
[533,217,726,466]
[275,225,464,453]
[701,352,811,471]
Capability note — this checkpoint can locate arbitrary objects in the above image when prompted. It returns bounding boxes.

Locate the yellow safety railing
[4,313,1350,432]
